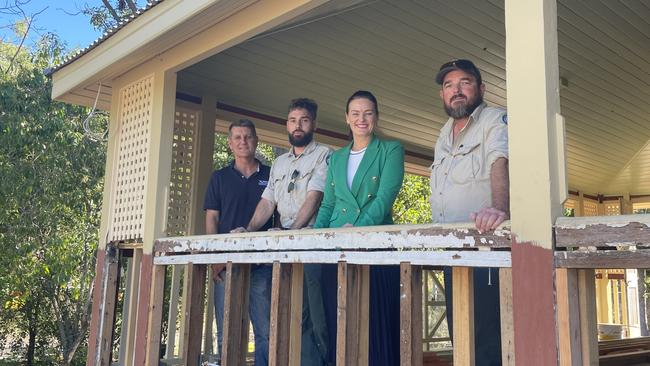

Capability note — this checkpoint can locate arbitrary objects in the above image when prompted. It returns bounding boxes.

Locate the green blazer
[314,135,404,228]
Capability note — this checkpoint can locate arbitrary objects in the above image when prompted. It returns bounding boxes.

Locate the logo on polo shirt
[258,180,268,186]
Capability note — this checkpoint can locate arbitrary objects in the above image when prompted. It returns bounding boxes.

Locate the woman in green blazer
[314,90,404,365]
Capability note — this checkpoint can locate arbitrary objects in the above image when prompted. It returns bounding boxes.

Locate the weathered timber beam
[153,250,512,268]
[555,250,650,268]
[555,215,650,248]
[154,222,512,254]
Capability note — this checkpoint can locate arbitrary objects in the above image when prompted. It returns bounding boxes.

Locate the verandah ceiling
[176,0,650,196]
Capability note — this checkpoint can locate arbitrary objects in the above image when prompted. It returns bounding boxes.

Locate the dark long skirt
[322,264,400,366]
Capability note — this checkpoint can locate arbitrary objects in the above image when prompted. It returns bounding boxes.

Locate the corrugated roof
[48,0,165,74]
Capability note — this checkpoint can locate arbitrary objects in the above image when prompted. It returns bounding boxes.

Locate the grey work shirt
[430,103,508,223]
[262,140,332,228]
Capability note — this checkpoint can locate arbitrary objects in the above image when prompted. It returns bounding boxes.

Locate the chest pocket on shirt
[451,141,481,184]
[295,170,312,188]
[286,170,312,194]
[272,174,287,194]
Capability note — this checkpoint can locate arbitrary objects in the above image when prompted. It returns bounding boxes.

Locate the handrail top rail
[154,221,512,254]
[555,213,650,228]
[555,214,650,248]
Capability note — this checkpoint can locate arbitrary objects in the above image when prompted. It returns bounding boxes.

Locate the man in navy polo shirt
[204,119,273,366]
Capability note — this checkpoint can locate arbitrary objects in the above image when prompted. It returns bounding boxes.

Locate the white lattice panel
[166,107,199,236]
[605,202,621,216]
[582,200,598,217]
[110,76,154,242]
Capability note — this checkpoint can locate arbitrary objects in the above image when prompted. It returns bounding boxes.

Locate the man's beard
[444,95,483,119]
[288,130,314,147]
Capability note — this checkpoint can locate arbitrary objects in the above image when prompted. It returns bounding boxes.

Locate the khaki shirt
[262,141,332,228]
[430,103,508,223]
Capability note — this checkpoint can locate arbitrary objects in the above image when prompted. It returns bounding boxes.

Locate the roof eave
[50,0,234,107]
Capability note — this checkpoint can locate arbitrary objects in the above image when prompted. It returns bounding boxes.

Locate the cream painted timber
[97,85,122,249]
[52,0,329,107]
[56,83,113,112]
[188,95,217,236]
[506,0,562,245]
[51,0,258,101]
[141,70,178,254]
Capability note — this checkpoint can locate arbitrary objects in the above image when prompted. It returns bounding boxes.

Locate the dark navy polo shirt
[203,161,273,233]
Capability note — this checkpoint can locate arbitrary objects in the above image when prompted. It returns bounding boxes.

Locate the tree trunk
[26,307,36,366]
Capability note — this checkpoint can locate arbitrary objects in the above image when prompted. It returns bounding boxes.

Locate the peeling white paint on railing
[554,214,650,247]
[154,222,512,254]
[555,214,650,230]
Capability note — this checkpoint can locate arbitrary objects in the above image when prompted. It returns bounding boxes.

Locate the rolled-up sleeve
[484,114,509,169]
[261,164,277,205]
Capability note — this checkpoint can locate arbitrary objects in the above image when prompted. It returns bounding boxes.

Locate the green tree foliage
[0,33,106,365]
[393,174,431,224]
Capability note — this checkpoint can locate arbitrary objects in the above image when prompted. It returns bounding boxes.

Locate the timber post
[505,0,565,364]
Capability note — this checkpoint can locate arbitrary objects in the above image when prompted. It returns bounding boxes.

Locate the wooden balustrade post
[452,266,475,366]
[269,262,303,366]
[182,263,207,366]
[221,262,251,366]
[126,250,142,366]
[88,246,120,366]
[499,268,515,366]
[400,262,423,366]
[144,264,166,366]
[556,268,582,366]
[578,269,598,366]
[336,262,370,366]
[165,265,183,361]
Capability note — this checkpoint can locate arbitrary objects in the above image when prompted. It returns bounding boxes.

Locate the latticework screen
[582,200,598,217]
[166,107,199,236]
[605,202,621,216]
[109,76,154,242]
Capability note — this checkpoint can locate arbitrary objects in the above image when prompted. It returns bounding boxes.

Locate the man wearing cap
[232,98,331,366]
[204,119,274,366]
[431,59,509,365]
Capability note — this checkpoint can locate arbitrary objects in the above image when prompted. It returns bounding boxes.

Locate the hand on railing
[230,227,247,233]
[470,207,508,233]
